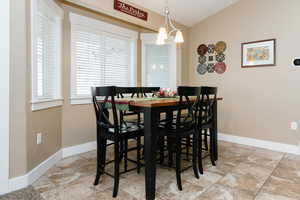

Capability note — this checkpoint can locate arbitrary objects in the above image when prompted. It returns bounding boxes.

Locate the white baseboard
[219,133,300,155]
[27,150,62,184]
[8,150,62,192]
[8,174,28,193]
[62,141,96,158]
[8,141,96,194]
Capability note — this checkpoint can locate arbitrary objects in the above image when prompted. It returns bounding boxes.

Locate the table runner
[103,97,179,111]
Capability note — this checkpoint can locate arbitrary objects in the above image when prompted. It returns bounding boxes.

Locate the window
[144,44,171,88]
[141,33,177,89]
[70,14,137,104]
[31,0,63,110]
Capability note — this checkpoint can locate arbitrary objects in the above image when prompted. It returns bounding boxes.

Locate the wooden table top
[128,97,223,108]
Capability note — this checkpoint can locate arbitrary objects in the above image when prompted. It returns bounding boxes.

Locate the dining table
[107,96,223,200]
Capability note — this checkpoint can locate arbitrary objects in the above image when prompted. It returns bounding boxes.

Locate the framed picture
[241,39,276,68]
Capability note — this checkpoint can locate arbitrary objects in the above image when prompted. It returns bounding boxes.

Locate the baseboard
[62,141,97,158]
[8,150,62,193]
[8,174,28,193]
[8,142,96,193]
[219,133,300,155]
[27,150,62,184]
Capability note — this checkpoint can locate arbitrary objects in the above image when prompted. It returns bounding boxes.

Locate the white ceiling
[127,0,240,27]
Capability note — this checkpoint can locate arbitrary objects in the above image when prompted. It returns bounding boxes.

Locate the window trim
[31,0,64,111]
[69,13,138,105]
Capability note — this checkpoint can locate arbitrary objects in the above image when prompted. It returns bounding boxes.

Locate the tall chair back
[196,87,217,126]
[175,86,201,131]
[91,86,119,134]
[117,87,140,98]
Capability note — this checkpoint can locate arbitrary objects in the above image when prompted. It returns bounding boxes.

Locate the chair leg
[192,133,199,179]
[168,137,173,167]
[209,128,216,166]
[137,136,141,174]
[113,141,120,197]
[94,135,107,186]
[124,140,128,172]
[204,129,208,151]
[175,138,183,191]
[198,130,204,175]
[186,136,190,161]
[159,136,165,164]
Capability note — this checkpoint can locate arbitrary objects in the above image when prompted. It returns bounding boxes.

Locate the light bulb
[156,36,165,45]
[174,30,184,43]
[158,27,168,40]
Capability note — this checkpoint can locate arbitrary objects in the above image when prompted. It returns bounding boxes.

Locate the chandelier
[156,7,184,45]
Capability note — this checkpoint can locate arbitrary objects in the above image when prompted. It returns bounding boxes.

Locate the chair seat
[98,122,144,140]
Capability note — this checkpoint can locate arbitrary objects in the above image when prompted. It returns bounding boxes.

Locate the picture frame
[241,39,276,68]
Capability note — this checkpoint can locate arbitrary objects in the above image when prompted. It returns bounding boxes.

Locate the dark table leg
[213,101,218,161]
[144,107,159,200]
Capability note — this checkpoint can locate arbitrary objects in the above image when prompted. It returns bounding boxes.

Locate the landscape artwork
[242,39,276,68]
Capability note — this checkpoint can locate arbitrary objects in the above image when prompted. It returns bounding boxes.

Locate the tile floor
[1,141,300,200]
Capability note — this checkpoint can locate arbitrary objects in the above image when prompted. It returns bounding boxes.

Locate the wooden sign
[114,0,148,21]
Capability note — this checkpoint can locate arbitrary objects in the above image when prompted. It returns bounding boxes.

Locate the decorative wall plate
[216,53,225,62]
[197,63,207,75]
[198,55,207,64]
[207,63,215,73]
[197,44,208,56]
[214,62,226,74]
[207,44,215,54]
[208,55,215,63]
[215,41,227,54]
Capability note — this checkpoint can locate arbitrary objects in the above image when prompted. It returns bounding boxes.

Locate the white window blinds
[70,14,137,101]
[32,0,63,110]
[36,13,58,98]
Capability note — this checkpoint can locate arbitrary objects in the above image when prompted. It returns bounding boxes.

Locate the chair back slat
[91,86,119,133]
[117,87,160,98]
[198,87,217,125]
[174,86,201,130]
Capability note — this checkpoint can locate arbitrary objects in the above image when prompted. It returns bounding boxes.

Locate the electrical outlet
[37,133,42,144]
[290,121,298,130]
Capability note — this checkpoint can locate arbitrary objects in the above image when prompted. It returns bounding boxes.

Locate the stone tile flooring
[2,141,300,200]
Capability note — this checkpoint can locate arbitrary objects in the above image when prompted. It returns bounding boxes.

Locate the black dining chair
[158,86,201,191]
[91,86,144,197]
[196,87,218,168]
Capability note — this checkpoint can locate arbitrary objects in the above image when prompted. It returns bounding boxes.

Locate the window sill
[31,99,64,111]
[70,97,92,105]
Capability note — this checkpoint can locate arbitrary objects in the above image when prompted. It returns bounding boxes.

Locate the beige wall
[28,108,62,171]
[10,0,28,178]
[188,0,300,145]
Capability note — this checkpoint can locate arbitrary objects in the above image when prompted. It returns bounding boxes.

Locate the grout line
[253,153,286,198]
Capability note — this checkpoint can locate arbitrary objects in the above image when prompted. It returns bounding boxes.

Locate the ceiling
[127,0,240,27]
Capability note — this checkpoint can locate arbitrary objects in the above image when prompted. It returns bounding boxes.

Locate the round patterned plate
[197,63,207,75]
[207,44,215,54]
[215,41,227,54]
[216,53,225,62]
[207,63,215,73]
[214,62,226,74]
[197,44,208,56]
[198,55,207,64]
